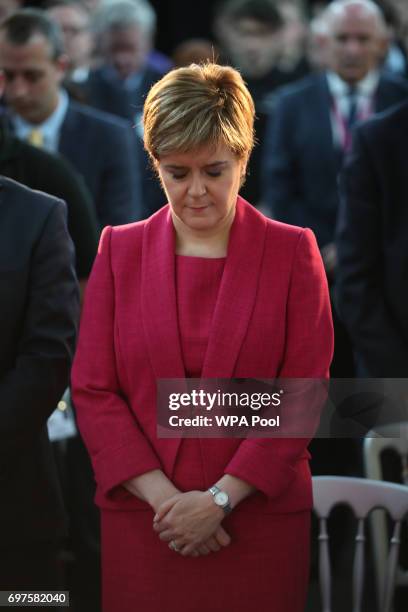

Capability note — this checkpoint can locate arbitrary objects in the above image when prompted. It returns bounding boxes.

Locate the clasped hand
[153,490,231,557]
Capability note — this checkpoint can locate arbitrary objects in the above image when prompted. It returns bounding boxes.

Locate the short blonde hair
[143,63,255,161]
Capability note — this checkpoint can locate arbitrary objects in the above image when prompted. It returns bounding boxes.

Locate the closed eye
[170,171,222,180]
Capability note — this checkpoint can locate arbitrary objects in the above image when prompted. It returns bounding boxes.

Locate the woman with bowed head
[71,62,333,612]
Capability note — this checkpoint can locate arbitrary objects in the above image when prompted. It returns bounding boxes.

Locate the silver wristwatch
[208,485,232,515]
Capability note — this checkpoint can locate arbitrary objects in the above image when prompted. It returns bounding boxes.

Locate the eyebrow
[163,161,229,170]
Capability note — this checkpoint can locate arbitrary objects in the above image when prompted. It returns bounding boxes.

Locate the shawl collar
[141,196,267,381]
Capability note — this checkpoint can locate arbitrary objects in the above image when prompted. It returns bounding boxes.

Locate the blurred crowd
[1,1,408,611]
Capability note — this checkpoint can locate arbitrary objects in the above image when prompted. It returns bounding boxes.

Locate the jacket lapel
[317,74,342,174]
[141,206,186,477]
[201,196,267,378]
[141,206,185,380]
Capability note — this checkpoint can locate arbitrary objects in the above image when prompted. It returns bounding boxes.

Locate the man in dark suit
[78,0,165,218]
[263,0,408,257]
[0,177,79,592]
[0,9,140,227]
[262,0,408,379]
[337,99,408,377]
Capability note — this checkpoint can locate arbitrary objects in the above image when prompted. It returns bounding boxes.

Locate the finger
[158,529,176,542]
[215,526,231,547]
[153,520,167,532]
[197,544,211,555]
[168,540,184,553]
[179,543,197,557]
[205,537,221,552]
[153,495,179,523]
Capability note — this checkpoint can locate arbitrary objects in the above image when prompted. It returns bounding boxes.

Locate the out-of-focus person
[374,0,408,78]
[172,38,218,68]
[90,0,163,112]
[337,99,408,376]
[214,0,285,83]
[214,0,309,209]
[0,176,79,602]
[45,0,94,84]
[263,0,407,274]
[82,0,168,217]
[71,61,333,612]
[306,11,331,71]
[0,8,140,226]
[262,0,408,380]
[274,0,310,75]
[0,0,23,22]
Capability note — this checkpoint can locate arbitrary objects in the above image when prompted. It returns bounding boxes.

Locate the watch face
[214,491,229,506]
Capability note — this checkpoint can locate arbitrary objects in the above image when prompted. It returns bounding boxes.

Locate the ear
[0,71,4,98]
[240,153,249,177]
[54,54,69,82]
[377,33,390,62]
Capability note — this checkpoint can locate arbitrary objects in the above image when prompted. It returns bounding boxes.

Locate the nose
[187,172,207,198]
[344,38,362,58]
[113,53,132,78]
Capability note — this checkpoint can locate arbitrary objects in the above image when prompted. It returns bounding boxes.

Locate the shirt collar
[12,88,69,151]
[326,70,380,99]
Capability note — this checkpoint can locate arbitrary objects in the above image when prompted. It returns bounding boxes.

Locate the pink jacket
[71,196,334,514]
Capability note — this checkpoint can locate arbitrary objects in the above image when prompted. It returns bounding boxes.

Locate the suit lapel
[202,197,267,378]
[317,74,342,174]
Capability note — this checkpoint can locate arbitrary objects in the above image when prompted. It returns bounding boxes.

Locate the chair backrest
[312,476,408,612]
[363,423,408,608]
[364,423,408,483]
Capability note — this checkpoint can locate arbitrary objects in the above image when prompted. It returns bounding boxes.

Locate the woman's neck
[172,209,235,258]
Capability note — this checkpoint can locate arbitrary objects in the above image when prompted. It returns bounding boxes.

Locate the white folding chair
[313,476,408,612]
[363,423,408,608]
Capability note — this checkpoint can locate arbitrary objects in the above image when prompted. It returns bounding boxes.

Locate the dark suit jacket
[262,72,408,248]
[0,125,99,279]
[72,197,333,514]
[74,66,165,219]
[0,177,79,548]
[84,65,161,120]
[59,101,140,227]
[336,101,408,376]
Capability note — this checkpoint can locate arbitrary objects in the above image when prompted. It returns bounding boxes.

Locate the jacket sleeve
[71,226,162,497]
[336,126,408,376]
[0,199,79,470]
[224,229,334,499]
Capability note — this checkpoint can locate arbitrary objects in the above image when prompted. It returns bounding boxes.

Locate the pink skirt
[101,505,310,612]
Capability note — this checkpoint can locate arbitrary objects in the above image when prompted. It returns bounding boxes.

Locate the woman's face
[156,143,246,233]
